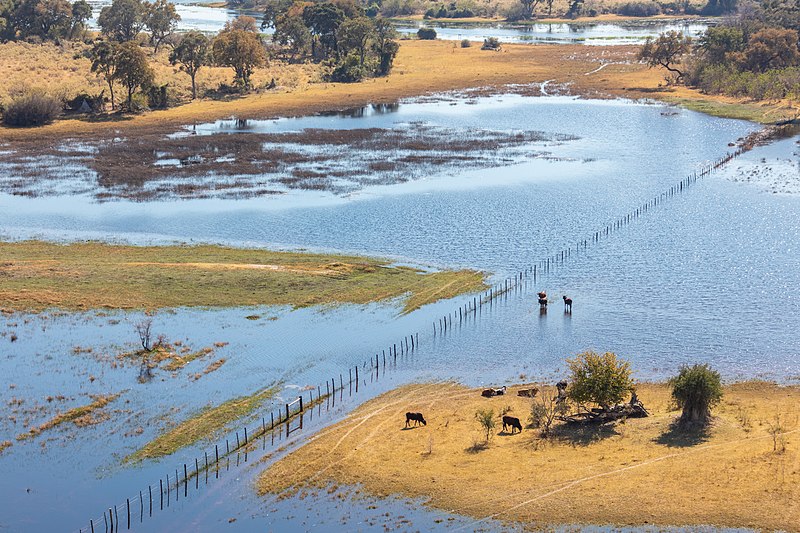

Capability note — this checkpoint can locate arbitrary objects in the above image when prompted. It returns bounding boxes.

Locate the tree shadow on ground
[549,422,620,447]
[654,420,711,448]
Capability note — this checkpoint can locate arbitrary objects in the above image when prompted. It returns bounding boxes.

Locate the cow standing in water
[563,295,572,313]
[502,416,522,434]
[405,412,427,428]
[538,291,548,310]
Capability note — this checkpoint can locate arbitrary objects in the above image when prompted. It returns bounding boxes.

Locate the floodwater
[1,94,799,532]
[393,19,710,45]
[84,0,709,42]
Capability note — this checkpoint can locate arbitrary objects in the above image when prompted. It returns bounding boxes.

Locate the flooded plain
[1,94,799,532]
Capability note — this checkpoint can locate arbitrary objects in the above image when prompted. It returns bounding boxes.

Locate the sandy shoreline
[259,381,800,531]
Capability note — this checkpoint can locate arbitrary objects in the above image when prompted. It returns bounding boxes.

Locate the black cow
[405,412,426,428]
[502,415,522,434]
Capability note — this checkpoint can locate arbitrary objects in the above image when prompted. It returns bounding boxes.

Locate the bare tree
[530,384,569,437]
[135,318,153,351]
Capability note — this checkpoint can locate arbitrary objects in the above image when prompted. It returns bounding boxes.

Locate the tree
[212,25,267,90]
[113,41,154,105]
[520,0,541,19]
[698,26,745,64]
[134,318,153,351]
[669,364,722,428]
[91,40,120,109]
[741,28,800,72]
[639,31,693,81]
[273,14,312,58]
[373,18,398,75]
[144,0,180,53]
[260,0,293,29]
[529,384,568,437]
[169,30,208,99]
[224,14,258,33]
[475,408,496,443]
[11,0,72,40]
[567,351,634,412]
[338,16,373,67]
[98,0,146,42]
[70,0,92,39]
[303,2,345,58]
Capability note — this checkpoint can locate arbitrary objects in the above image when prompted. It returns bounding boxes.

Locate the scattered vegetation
[474,408,496,443]
[529,384,568,436]
[0,241,487,313]
[1,91,61,127]
[16,393,121,441]
[125,384,281,461]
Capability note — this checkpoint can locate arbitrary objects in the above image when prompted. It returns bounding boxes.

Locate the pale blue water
[0,95,798,532]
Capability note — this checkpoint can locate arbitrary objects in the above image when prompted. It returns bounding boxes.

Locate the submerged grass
[16,393,121,441]
[126,384,282,462]
[0,241,487,314]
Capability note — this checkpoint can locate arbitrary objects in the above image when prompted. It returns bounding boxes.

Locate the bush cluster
[2,92,62,127]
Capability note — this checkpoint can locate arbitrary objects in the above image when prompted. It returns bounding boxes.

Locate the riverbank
[0,241,486,313]
[259,381,800,531]
[1,40,793,145]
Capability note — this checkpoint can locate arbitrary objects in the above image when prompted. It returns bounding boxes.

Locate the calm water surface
[0,95,798,532]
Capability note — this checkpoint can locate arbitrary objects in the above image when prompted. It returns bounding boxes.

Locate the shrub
[615,0,662,16]
[329,53,370,82]
[417,27,437,40]
[475,408,495,443]
[670,364,722,428]
[567,351,634,411]
[2,92,62,127]
[481,37,501,50]
[461,38,471,48]
[529,385,568,437]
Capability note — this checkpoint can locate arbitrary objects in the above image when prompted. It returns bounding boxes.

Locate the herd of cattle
[404,383,564,435]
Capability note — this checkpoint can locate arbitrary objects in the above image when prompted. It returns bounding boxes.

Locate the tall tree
[303,2,344,58]
[98,0,146,42]
[741,27,800,72]
[373,18,398,75]
[113,41,154,105]
[144,0,180,53]
[11,0,72,40]
[70,0,92,39]
[169,30,208,99]
[337,16,373,67]
[639,31,693,81]
[90,40,120,109]
[272,14,312,58]
[212,20,267,90]
[519,0,541,19]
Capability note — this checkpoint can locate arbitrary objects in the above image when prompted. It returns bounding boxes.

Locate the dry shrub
[2,92,62,127]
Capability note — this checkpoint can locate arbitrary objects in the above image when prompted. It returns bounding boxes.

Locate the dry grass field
[259,381,800,531]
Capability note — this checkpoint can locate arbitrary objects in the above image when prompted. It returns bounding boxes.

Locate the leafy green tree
[90,40,120,109]
[113,41,154,105]
[639,31,693,81]
[567,351,634,411]
[144,0,180,53]
[698,26,745,64]
[98,0,146,42]
[212,22,267,90]
[670,364,722,428]
[303,2,345,58]
[12,0,72,40]
[273,14,312,58]
[373,18,398,75]
[70,0,92,39]
[169,30,208,99]
[260,0,292,29]
[338,16,374,67]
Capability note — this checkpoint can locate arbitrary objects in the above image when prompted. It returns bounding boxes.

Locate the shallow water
[1,95,799,531]
[393,19,710,45]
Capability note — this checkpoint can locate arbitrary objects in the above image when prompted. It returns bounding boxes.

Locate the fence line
[75,147,746,533]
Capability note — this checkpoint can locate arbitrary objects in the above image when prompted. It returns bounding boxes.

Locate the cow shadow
[654,420,710,448]
[550,422,619,446]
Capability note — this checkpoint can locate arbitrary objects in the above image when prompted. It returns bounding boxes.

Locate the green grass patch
[0,241,487,314]
[16,393,121,441]
[663,96,781,124]
[125,384,282,462]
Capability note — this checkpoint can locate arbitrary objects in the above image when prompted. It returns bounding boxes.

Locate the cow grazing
[481,386,507,398]
[517,387,539,398]
[502,416,522,434]
[405,412,426,428]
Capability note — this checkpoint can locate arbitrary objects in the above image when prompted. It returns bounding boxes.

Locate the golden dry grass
[0,241,486,313]
[259,381,800,531]
[16,393,121,441]
[3,39,795,143]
